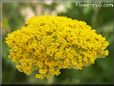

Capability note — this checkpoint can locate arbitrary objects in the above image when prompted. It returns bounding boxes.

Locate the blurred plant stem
[48,76,54,85]
[92,7,99,28]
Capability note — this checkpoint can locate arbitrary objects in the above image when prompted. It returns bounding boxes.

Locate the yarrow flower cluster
[5,16,109,79]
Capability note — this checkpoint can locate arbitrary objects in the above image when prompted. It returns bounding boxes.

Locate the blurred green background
[2,1,114,85]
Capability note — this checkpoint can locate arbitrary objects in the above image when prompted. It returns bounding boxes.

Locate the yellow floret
[5,16,109,79]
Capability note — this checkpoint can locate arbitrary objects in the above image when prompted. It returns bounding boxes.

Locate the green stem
[48,76,54,85]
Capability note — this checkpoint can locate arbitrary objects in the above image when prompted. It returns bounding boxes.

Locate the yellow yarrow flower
[5,16,109,79]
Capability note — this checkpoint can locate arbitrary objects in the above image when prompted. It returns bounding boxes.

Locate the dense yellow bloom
[5,16,109,79]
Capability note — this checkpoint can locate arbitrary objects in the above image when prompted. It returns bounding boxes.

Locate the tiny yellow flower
[5,16,109,79]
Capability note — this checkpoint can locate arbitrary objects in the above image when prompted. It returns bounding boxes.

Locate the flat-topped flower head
[5,16,109,79]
